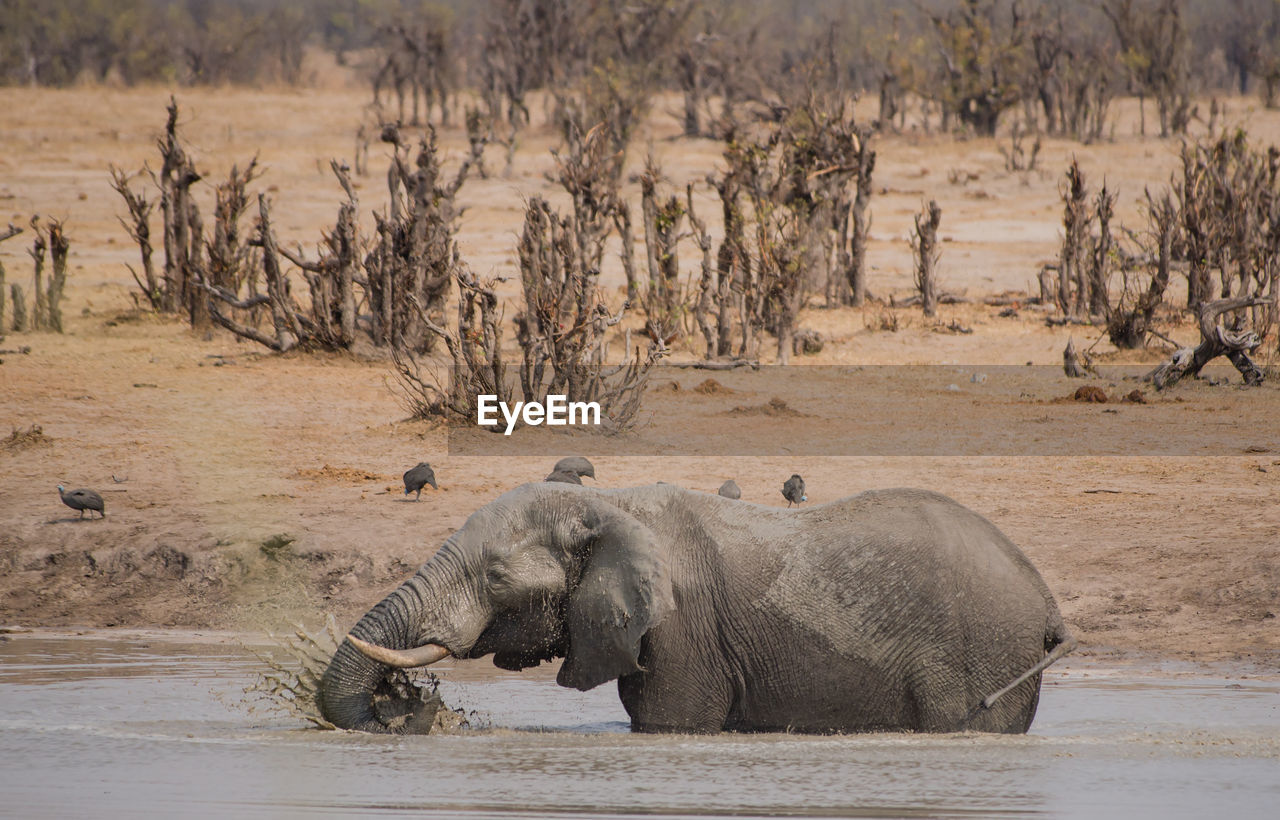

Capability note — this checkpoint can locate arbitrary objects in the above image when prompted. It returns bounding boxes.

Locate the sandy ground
[0,86,1277,670]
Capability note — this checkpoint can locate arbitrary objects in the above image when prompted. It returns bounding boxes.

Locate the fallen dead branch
[1146,295,1270,388]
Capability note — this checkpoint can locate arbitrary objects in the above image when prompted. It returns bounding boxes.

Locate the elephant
[320,483,1075,735]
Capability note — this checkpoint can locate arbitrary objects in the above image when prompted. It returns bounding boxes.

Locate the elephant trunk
[320,638,399,733]
[319,544,486,732]
[319,575,433,732]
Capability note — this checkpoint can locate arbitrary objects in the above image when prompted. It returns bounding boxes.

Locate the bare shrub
[1145,129,1280,381]
[371,13,454,128]
[1176,130,1280,321]
[1048,128,1280,376]
[278,163,360,350]
[0,223,19,331]
[999,120,1042,172]
[912,200,942,318]
[364,125,475,353]
[392,269,511,421]
[515,196,657,430]
[111,98,206,321]
[635,158,689,345]
[695,92,874,363]
[391,116,660,432]
[1056,159,1092,317]
[110,168,160,310]
[926,0,1030,136]
[1103,0,1193,137]
[1024,7,1119,142]
[24,217,69,333]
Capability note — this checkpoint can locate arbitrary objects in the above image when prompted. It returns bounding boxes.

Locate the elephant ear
[557,504,675,691]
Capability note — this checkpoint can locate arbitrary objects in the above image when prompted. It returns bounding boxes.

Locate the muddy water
[0,633,1277,819]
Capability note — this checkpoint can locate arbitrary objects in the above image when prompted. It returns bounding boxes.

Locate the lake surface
[0,631,1276,819]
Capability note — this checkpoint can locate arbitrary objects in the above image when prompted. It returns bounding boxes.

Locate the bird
[781,474,807,507]
[544,469,583,485]
[58,485,105,519]
[403,463,437,500]
[551,456,595,481]
[718,479,741,500]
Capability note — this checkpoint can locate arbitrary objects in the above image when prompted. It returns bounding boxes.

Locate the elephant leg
[617,669,733,733]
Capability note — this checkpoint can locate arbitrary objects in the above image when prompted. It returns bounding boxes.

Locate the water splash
[243,614,468,733]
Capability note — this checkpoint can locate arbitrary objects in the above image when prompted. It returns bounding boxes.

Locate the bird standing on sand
[781,474,807,507]
[58,485,105,519]
[544,469,583,485]
[403,463,438,500]
[718,479,741,500]
[550,456,595,481]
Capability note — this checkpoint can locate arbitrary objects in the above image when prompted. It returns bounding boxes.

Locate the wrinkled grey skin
[320,484,1073,734]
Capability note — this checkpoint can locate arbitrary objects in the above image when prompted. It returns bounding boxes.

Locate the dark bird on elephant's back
[718,479,741,499]
[551,456,595,481]
[782,474,806,507]
[58,485,105,519]
[403,463,437,500]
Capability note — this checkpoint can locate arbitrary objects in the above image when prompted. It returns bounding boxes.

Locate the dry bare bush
[1023,6,1119,142]
[675,11,768,138]
[634,158,689,345]
[478,0,574,175]
[1106,190,1176,349]
[1177,131,1280,317]
[1052,159,1168,347]
[1146,129,1280,384]
[1103,0,1193,137]
[364,124,477,353]
[693,92,873,363]
[371,12,454,128]
[999,120,1041,172]
[391,116,660,432]
[277,162,359,350]
[1054,159,1094,318]
[111,98,208,322]
[514,196,657,430]
[715,130,806,363]
[391,269,511,421]
[17,217,70,334]
[1048,130,1279,380]
[0,223,20,332]
[111,100,482,355]
[912,200,942,318]
[926,0,1029,136]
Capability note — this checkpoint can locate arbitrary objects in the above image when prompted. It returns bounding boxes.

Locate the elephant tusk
[346,635,451,668]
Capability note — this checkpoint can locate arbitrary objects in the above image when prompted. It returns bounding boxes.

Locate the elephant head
[319,484,675,732]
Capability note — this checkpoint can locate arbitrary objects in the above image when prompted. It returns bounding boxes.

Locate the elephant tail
[979,622,1077,712]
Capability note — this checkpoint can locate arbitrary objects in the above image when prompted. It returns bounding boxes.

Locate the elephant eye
[486,565,512,588]
[485,551,566,603]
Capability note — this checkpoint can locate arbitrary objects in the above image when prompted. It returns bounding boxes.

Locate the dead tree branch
[1147,295,1270,388]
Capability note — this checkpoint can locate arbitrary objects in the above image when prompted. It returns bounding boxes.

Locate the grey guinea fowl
[403,463,438,501]
[718,479,741,500]
[544,469,583,485]
[58,485,105,519]
[552,456,595,480]
[781,474,807,507]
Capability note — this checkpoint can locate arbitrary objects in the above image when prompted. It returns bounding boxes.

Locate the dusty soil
[1,86,1278,669]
